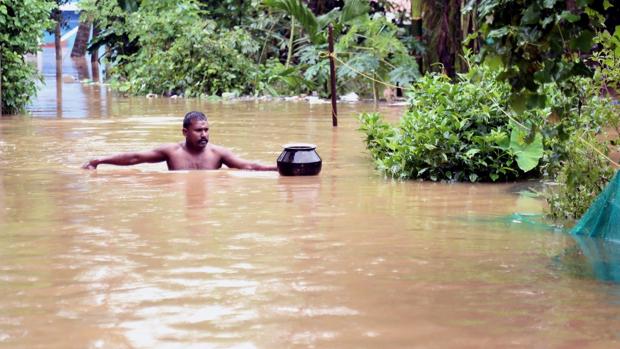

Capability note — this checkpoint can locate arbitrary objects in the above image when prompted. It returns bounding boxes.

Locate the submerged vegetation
[359,61,546,182]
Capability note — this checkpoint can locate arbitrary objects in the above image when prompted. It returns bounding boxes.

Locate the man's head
[183,111,207,129]
[182,111,210,149]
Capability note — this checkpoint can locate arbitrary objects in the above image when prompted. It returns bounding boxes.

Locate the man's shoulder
[208,143,230,154]
[156,143,183,152]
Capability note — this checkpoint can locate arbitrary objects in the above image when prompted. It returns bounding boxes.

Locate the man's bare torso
[163,143,225,170]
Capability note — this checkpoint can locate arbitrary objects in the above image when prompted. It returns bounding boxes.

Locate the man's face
[183,119,210,148]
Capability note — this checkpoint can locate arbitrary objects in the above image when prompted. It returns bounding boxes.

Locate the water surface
[1,55,620,348]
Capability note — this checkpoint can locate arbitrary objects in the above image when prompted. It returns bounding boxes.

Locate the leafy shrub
[359,64,547,182]
[93,0,260,97]
[251,59,313,96]
[546,129,617,221]
[0,0,54,114]
[545,29,620,220]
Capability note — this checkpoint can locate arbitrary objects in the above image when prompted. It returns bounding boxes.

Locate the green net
[570,171,620,241]
[574,236,620,282]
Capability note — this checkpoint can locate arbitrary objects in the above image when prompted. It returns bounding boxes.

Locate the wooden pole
[55,17,62,79]
[91,22,100,64]
[328,24,338,127]
[91,22,101,83]
[0,45,3,116]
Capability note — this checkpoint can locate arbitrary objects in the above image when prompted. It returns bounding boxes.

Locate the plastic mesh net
[571,171,620,241]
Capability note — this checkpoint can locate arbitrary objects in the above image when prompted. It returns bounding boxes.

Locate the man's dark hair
[183,111,208,128]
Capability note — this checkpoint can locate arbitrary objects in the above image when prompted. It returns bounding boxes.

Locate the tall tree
[51,1,69,77]
[422,0,463,77]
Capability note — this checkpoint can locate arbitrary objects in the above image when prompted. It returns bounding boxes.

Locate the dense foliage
[266,0,419,98]
[0,0,54,114]
[358,62,547,182]
[472,0,610,109]
[546,131,616,221]
[544,30,620,220]
[79,0,420,98]
[356,0,619,221]
[82,0,260,97]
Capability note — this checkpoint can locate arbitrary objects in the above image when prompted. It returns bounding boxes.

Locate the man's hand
[82,160,98,169]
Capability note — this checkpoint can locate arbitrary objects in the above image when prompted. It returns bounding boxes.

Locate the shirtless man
[82,111,277,171]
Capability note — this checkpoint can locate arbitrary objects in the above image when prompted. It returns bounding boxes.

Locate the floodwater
[1,53,620,348]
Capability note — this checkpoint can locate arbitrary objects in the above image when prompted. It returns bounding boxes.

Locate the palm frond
[263,0,319,42]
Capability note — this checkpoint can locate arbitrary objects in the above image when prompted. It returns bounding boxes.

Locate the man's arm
[218,147,277,171]
[82,146,169,169]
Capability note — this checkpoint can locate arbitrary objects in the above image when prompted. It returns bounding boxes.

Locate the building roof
[59,2,80,11]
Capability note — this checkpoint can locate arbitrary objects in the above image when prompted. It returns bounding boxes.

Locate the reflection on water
[1,56,620,348]
[25,48,107,119]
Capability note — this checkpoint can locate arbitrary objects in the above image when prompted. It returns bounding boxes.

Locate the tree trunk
[55,16,62,78]
[411,0,422,38]
[90,21,101,82]
[285,17,295,68]
[435,0,462,77]
[307,0,343,15]
[411,0,423,72]
[91,22,100,63]
[71,20,92,57]
[422,0,464,77]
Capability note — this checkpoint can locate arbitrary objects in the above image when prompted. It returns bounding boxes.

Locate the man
[82,111,277,171]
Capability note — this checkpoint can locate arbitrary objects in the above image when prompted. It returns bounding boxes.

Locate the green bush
[93,0,260,97]
[359,64,547,182]
[546,129,617,221]
[0,0,54,114]
[544,29,620,220]
[251,59,312,96]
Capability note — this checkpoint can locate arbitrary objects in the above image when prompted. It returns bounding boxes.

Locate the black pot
[277,144,322,176]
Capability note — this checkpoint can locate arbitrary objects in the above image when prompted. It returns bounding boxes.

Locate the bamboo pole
[55,17,62,79]
[285,17,295,68]
[0,45,3,116]
[328,24,337,127]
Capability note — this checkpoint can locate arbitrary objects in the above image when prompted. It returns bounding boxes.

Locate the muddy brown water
[1,53,620,348]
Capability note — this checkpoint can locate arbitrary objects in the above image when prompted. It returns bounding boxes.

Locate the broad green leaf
[570,30,594,51]
[487,27,510,39]
[509,92,527,113]
[509,128,543,172]
[559,11,580,23]
[340,0,369,23]
[483,54,504,71]
[465,148,480,158]
[495,132,510,150]
[521,4,540,25]
[263,0,319,43]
